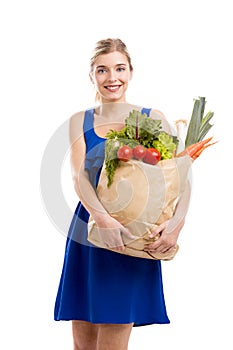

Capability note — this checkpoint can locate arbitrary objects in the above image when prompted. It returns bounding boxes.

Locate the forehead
[93,51,129,67]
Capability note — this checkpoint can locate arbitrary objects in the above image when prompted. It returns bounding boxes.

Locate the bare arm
[69,112,135,250]
[69,112,107,221]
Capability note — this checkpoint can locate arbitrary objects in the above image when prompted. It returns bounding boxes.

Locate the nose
[107,68,117,82]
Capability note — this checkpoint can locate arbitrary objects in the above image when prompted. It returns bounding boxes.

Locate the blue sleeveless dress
[54,108,170,327]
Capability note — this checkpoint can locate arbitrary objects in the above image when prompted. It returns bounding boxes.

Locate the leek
[185,97,214,148]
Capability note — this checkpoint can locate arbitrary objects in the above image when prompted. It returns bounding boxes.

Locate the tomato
[133,145,147,160]
[143,148,161,165]
[117,145,133,161]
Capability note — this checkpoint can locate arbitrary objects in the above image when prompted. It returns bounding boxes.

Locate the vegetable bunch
[176,96,216,159]
[104,99,216,187]
[104,110,179,187]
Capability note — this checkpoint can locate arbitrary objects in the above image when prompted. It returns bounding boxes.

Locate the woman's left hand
[144,218,184,254]
[144,181,190,254]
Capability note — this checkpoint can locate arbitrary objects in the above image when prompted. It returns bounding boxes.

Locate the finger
[146,244,174,254]
[144,240,166,252]
[144,243,160,251]
[121,227,136,241]
[161,245,176,254]
[107,240,125,250]
[107,236,125,250]
[114,245,125,251]
[149,231,161,239]
[149,224,166,238]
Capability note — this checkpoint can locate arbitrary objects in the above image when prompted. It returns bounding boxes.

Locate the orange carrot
[187,137,213,157]
[176,137,213,159]
[192,141,218,160]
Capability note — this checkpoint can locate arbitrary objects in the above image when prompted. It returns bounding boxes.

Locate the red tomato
[143,148,161,165]
[133,145,147,160]
[117,145,133,161]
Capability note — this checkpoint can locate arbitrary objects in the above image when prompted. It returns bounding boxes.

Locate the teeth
[107,85,120,91]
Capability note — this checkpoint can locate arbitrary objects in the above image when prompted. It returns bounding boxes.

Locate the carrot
[192,141,218,160]
[187,137,214,158]
[176,137,213,158]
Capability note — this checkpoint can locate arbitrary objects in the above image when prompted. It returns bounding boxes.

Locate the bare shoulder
[69,110,85,130]
[149,108,167,121]
[69,110,85,145]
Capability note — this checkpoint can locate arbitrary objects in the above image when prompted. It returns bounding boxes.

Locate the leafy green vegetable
[124,110,162,141]
[104,110,179,187]
[152,132,177,159]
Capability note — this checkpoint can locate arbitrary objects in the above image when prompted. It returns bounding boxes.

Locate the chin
[108,94,126,102]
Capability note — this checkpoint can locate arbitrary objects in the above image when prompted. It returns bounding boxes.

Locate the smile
[105,85,122,92]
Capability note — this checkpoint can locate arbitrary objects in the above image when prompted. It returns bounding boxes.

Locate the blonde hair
[90,38,133,102]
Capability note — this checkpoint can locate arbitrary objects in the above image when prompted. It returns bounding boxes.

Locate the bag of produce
[88,97,216,260]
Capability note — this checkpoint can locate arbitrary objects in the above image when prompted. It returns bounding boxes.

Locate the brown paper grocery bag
[88,155,192,260]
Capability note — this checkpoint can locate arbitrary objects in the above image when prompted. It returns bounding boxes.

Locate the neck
[95,102,131,118]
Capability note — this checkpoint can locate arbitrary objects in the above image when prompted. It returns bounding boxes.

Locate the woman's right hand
[94,213,136,251]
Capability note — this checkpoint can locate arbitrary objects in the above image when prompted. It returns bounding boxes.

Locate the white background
[1,0,232,349]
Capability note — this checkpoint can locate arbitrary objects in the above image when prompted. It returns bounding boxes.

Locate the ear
[89,72,94,84]
[129,69,133,81]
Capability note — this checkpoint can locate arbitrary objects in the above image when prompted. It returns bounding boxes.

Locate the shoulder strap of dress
[141,107,151,116]
[83,108,95,134]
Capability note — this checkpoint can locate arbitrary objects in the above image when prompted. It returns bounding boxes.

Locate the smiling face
[90,51,133,103]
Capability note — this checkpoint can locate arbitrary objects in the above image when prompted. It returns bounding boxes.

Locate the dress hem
[54,317,170,327]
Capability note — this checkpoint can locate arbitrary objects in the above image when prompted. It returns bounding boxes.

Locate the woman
[54,38,191,350]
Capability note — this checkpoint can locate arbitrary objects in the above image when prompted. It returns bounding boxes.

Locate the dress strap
[141,107,151,116]
[83,108,95,134]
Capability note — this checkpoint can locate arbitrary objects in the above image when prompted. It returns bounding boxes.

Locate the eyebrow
[96,63,127,69]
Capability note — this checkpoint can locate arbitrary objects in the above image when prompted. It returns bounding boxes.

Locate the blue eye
[117,67,125,72]
[97,68,106,74]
